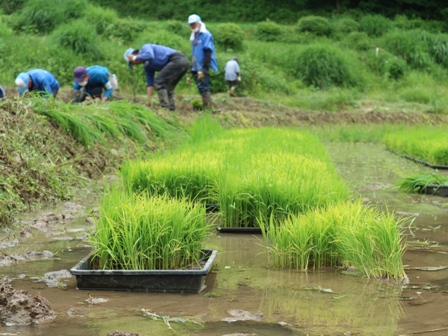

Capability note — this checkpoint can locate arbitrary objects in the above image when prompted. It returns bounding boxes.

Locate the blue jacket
[25,69,59,96]
[135,44,176,87]
[191,30,218,73]
[73,65,113,98]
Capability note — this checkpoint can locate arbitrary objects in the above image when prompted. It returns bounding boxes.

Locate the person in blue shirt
[72,65,116,103]
[187,14,218,110]
[224,56,241,97]
[0,84,5,98]
[124,44,190,110]
[15,69,59,98]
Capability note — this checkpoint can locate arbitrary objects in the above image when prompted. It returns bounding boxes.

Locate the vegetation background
[1,0,448,112]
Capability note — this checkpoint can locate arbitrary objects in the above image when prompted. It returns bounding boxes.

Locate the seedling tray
[386,149,448,170]
[216,227,263,234]
[70,249,217,293]
[419,185,448,197]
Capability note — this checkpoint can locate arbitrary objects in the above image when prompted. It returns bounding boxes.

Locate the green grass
[90,187,211,270]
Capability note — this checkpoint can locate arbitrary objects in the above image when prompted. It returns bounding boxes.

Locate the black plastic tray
[70,249,217,293]
[419,184,448,197]
[386,148,448,170]
[216,227,263,234]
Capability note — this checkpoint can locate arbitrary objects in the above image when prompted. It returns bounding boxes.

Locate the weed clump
[359,14,394,37]
[256,20,283,42]
[13,0,86,34]
[293,44,361,88]
[297,16,332,36]
[214,23,244,51]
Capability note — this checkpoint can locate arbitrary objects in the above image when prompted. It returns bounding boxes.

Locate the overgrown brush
[12,0,86,34]
[297,16,332,36]
[359,14,393,37]
[293,44,362,88]
[261,200,408,283]
[255,20,283,42]
[91,188,210,270]
[214,23,244,51]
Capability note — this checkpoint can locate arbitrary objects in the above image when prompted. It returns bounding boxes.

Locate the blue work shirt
[23,69,59,96]
[191,30,218,73]
[73,65,113,98]
[135,44,176,87]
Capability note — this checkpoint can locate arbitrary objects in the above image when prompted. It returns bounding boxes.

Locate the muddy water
[0,143,447,336]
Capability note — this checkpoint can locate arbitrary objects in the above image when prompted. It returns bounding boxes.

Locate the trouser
[227,80,239,96]
[74,86,103,102]
[0,85,5,98]
[153,52,190,110]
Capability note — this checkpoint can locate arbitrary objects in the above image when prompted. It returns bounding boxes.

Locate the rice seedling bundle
[262,201,407,282]
[384,127,448,165]
[398,172,448,193]
[123,126,348,227]
[121,151,222,204]
[91,189,209,270]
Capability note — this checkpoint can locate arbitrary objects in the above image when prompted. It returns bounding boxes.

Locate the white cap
[188,14,201,24]
[15,77,27,88]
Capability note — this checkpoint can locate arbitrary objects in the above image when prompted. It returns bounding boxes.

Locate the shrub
[341,32,372,51]
[214,23,244,52]
[255,20,283,42]
[430,35,448,67]
[165,20,190,36]
[359,14,393,37]
[51,19,102,58]
[13,0,87,34]
[82,4,118,35]
[365,49,406,80]
[0,0,25,15]
[334,17,359,34]
[293,44,361,89]
[382,30,434,70]
[106,19,148,42]
[297,16,332,36]
[133,30,188,53]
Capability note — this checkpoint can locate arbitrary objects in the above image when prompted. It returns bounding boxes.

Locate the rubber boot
[167,91,176,111]
[157,89,170,109]
[201,91,220,112]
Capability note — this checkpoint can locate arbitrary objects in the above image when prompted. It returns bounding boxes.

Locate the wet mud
[0,143,447,335]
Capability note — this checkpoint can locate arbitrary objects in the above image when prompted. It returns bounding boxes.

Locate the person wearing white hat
[124,44,190,110]
[15,69,59,98]
[187,14,218,110]
[224,56,241,97]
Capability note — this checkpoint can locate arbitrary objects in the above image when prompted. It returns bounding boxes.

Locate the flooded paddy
[1,142,447,335]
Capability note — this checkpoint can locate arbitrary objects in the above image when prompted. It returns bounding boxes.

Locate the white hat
[188,14,201,24]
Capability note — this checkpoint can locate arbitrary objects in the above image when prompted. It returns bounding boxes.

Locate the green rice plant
[296,16,332,36]
[51,19,102,58]
[13,0,86,34]
[292,44,362,89]
[358,14,393,37]
[255,20,283,42]
[261,200,408,283]
[384,127,448,165]
[121,152,221,204]
[214,23,244,52]
[91,188,210,270]
[311,124,404,143]
[186,114,223,144]
[398,172,448,193]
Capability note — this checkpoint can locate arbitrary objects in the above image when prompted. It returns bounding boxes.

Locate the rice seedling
[90,188,210,270]
[384,126,448,165]
[261,200,408,283]
[398,172,448,193]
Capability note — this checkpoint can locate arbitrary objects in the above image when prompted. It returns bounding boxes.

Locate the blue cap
[124,48,135,69]
[188,14,201,24]
[15,72,30,95]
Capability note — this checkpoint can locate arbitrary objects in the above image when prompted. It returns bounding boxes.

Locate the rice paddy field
[2,122,448,335]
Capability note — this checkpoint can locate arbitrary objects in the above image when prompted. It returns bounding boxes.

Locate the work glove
[237,76,241,82]
[186,77,191,85]
[197,71,204,79]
